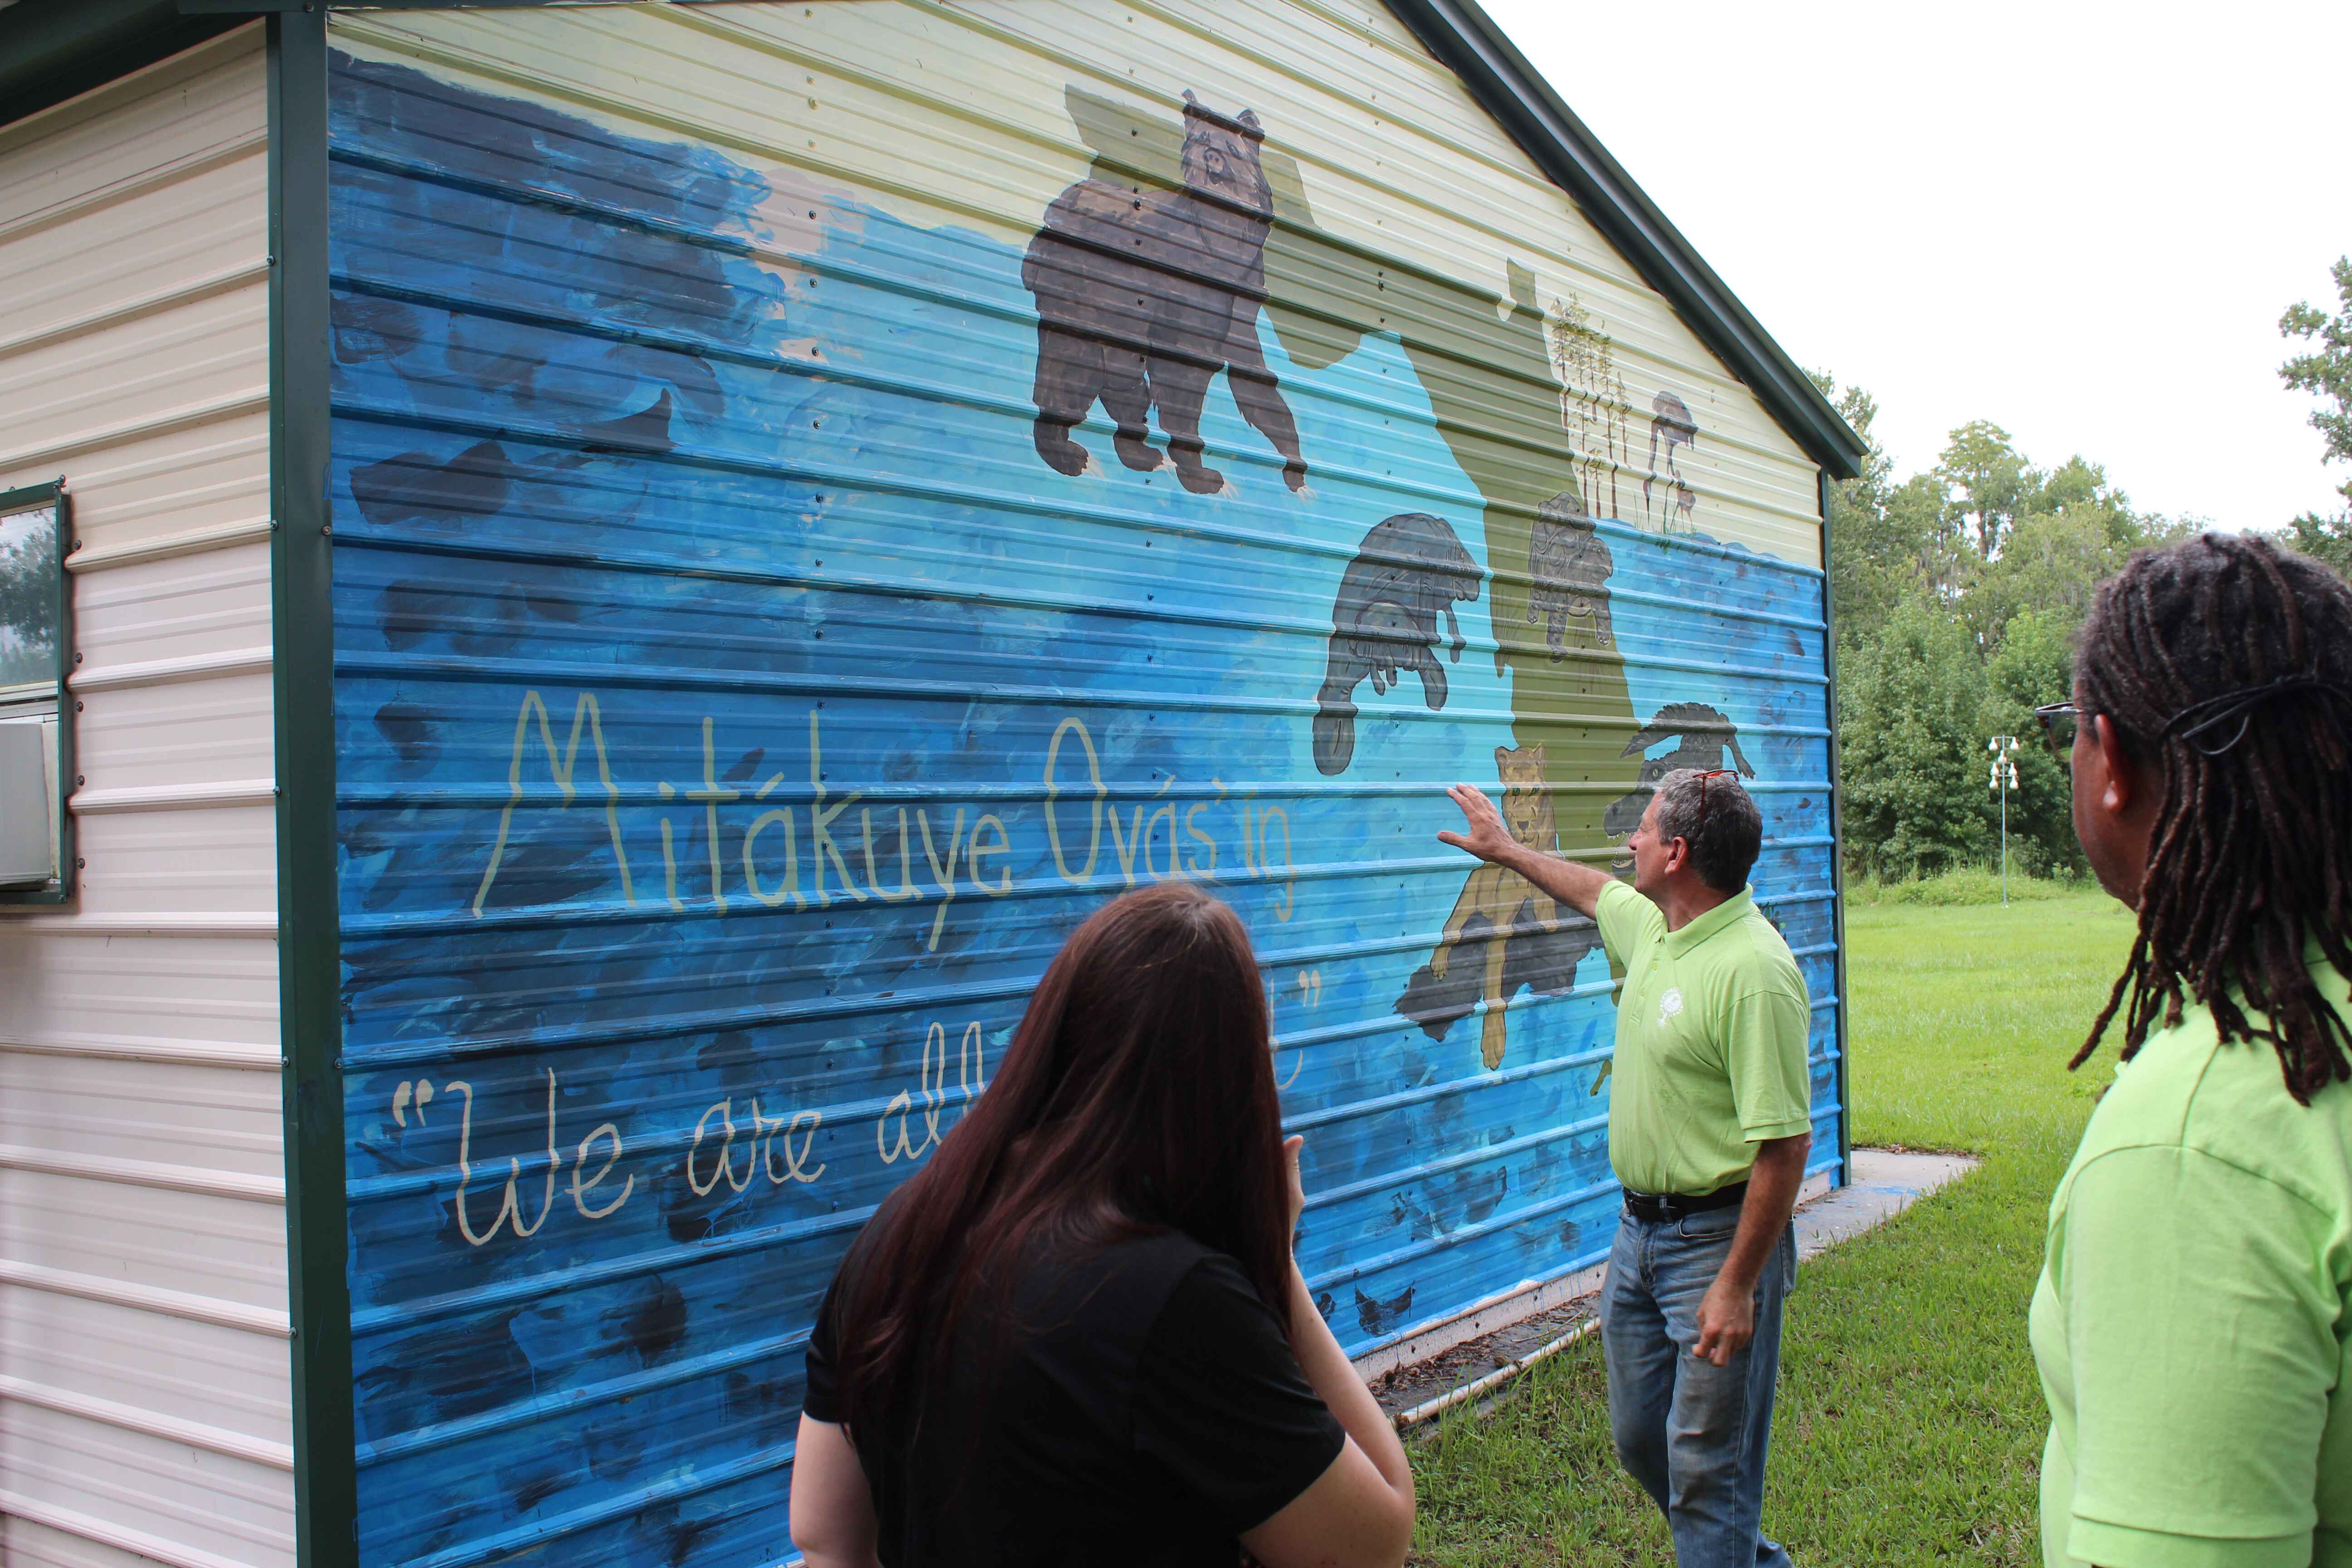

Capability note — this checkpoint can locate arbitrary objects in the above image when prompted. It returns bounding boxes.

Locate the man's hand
[1437,783,1615,919]
[1693,1274,1756,1367]
[1436,783,1516,864]
[1690,1132,1810,1368]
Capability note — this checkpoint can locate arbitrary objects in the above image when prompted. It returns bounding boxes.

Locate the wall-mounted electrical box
[0,719,53,887]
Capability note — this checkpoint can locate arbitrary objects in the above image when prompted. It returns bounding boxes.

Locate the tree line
[1818,255,2352,881]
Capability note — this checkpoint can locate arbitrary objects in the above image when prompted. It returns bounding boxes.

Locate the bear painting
[1020,91,1308,495]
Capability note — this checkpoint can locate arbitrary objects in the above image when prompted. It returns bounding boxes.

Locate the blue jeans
[1599,1204,1798,1568]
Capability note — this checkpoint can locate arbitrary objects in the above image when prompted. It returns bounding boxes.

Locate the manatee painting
[1021,91,1307,495]
[1311,511,1482,776]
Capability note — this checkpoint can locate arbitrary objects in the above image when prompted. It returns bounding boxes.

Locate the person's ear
[2093,713,2137,815]
[1662,835,1689,876]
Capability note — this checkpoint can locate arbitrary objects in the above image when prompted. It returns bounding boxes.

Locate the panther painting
[1020,91,1308,495]
[1311,511,1483,776]
[1395,743,1600,1070]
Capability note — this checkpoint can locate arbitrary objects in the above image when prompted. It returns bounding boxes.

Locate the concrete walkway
[1370,1147,1978,1428]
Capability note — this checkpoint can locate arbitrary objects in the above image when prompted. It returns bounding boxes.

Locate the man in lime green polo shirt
[2030,532,2352,1568]
[1441,765,1814,1568]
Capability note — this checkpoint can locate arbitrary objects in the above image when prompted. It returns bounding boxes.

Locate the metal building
[0,4,1865,1566]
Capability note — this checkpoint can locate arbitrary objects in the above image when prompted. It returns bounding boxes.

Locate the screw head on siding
[73,701,82,713]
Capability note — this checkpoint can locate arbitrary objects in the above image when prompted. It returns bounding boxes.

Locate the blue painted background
[326,46,1839,1568]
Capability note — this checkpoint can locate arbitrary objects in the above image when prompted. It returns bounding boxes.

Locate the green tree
[2283,510,2352,576]
[1937,420,2036,561]
[1981,608,2080,876]
[1808,371,1926,644]
[1837,600,1993,878]
[1970,503,2122,647]
[2281,255,2352,511]
[2280,256,2352,573]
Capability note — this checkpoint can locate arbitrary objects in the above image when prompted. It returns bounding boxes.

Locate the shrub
[1849,863,2076,907]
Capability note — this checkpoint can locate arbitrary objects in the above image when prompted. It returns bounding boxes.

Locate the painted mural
[323,13,1839,1568]
[1024,93,1308,494]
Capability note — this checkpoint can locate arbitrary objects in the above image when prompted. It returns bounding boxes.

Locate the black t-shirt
[801,1227,1347,1567]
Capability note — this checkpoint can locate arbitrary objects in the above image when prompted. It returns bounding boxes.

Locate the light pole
[1987,735,2020,906]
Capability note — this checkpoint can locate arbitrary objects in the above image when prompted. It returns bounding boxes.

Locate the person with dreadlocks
[2031,532,2352,1568]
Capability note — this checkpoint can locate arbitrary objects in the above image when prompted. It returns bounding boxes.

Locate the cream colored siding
[0,23,291,1568]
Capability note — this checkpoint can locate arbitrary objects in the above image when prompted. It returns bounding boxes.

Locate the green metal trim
[0,1,246,132]
[186,1,568,9]
[1817,469,1853,1180]
[1385,0,1869,482]
[269,12,355,1568]
[0,477,74,907]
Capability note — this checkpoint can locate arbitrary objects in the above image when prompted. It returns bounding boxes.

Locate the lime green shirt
[1593,879,1813,1196]
[2031,954,2352,1568]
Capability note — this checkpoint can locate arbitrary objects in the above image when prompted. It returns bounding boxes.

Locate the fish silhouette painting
[1021,91,1307,495]
[1312,512,1482,776]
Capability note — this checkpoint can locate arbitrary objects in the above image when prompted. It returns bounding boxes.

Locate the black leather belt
[1622,1181,1747,1224]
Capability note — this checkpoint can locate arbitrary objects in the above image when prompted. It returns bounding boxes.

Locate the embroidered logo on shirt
[1657,987,1685,1025]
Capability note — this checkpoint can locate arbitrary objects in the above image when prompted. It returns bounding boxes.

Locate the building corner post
[1817,468,1853,1186]
[269,11,353,1568]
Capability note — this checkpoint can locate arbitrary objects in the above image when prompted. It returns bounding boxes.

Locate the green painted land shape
[1063,87,1641,856]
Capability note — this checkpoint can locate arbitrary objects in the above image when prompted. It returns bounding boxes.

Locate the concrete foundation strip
[1380,1147,1979,1429]
[1394,1315,1600,1428]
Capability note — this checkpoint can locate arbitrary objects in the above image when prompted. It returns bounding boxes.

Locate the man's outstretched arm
[1436,782,1614,919]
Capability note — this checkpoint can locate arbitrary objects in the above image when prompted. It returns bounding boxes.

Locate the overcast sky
[1478,0,2352,528]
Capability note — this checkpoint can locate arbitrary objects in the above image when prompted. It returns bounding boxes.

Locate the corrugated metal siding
[325,5,1840,1566]
[0,25,293,1568]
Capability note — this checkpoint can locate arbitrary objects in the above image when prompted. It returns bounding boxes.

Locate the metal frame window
[0,475,74,906]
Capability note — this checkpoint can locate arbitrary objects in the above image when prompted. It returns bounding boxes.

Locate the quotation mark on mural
[389,1077,435,1126]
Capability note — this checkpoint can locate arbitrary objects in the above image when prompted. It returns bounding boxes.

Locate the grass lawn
[1410,891,2141,1566]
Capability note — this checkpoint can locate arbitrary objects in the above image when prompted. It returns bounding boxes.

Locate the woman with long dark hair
[788,883,1415,1568]
[2032,533,2352,1567]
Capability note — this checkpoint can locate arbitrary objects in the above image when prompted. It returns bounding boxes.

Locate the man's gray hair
[1651,767,1763,893]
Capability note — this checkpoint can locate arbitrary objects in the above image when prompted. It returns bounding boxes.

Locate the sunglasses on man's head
[2033,702,2082,766]
[1692,768,1737,827]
